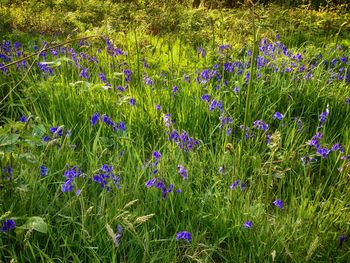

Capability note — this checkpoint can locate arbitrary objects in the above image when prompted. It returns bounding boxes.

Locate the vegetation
[1,0,350,262]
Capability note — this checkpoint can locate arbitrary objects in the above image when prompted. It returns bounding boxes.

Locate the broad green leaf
[19,216,48,234]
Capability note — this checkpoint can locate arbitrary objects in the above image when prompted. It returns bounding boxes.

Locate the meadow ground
[1,3,350,262]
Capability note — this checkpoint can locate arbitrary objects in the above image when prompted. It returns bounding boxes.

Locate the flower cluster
[145,177,175,200]
[230,179,246,191]
[169,129,200,152]
[93,164,120,192]
[61,166,83,194]
[252,119,269,132]
[90,113,126,132]
[308,131,344,159]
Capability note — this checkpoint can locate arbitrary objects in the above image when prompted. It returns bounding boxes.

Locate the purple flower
[266,133,271,145]
[340,234,347,246]
[20,115,28,123]
[115,225,123,247]
[156,104,161,111]
[273,199,283,209]
[209,100,223,112]
[253,120,269,131]
[90,112,100,126]
[129,98,136,106]
[331,143,343,152]
[273,112,283,120]
[40,165,48,176]
[346,98,350,105]
[145,178,157,188]
[233,86,240,93]
[176,231,191,243]
[117,121,126,131]
[143,76,153,86]
[230,180,240,190]
[177,165,188,180]
[197,47,206,57]
[201,94,210,102]
[153,151,161,160]
[50,126,63,136]
[80,67,88,79]
[317,147,330,158]
[163,113,173,127]
[1,219,16,232]
[172,85,179,94]
[319,107,329,124]
[61,166,83,193]
[2,166,12,177]
[244,220,252,229]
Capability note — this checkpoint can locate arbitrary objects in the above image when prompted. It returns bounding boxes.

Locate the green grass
[1,8,350,262]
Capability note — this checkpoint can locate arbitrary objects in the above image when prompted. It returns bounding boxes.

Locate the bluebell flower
[317,147,330,158]
[2,166,13,177]
[61,179,74,192]
[331,143,343,152]
[319,107,329,125]
[115,225,123,246]
[61,166,83,193]
[156,104,161,111]
[253,120,269,132]
[20,115,27,123]
[143,76,153,86]
[40,165,48,176]
[177,165,188,180]
[91,112,100,126]
[80,67,88,79]
[233,86,240,93]
[172,85,178,94]
[201,94,210,102]
[129,98,136,106]
[145,178,157,188]
[245,72,250,83]
[273,112,283,120]
[230,180,240,190]
[99,72,110,86]
[273,199,283,209]
[117,121,126,131]
[176,231,191,242]
[219,115,232,128]
[50,126,63,137]
[1,219,16,232]
[340,234,346,246]
[209,100,223,112]
[102,114,117,131]
[163,113,173,127]
[124,69,132,82]
[197,47,206,57]
[244,220,252,229]
[43,136,50,142]
[153,151,161,160]
[266,133,271,145]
